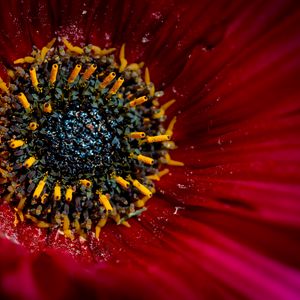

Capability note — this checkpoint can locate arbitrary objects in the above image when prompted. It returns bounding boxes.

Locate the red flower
[0,0,300,299]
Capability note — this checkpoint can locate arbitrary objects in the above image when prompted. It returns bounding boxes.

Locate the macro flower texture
[0,0,299,299]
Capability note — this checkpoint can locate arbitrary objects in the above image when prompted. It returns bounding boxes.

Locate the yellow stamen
[62,37,84,55]
[63,214,74,240]
[163,141,177,149]
[79,179,92,187]
[127,62,144,71]
[121,220,131,228]
[68,64,82,83]
[164,153,184,166]
[132,180,152,197]
[33,175,48,199]
[166,116,177,137]
[129,96,148,107]
[136,154,154,165]
[41,193,48,204]
[146,135,170,143]
[50,64,58,84]
[43,102,52,113]
[65,186,73,202]
[128,132,146,139]
[7,69,15,79]
[99,72,116,89]
[98,193,113,211]
[17,92,30,110]
[147,168,169,181]
[37,221,50,228]
[114,176,130,189]
[134,195,151,208]
[29,67,39,88]
[17,196,26,211]
[153,99,176,119]
[38,38,56,62]
[82,64,97,81]
[108,77,124,95]
[91,45,116,56]
[0,77,9,94]
[14,56,35,64]
[54,182,61,201]
[28,122,38,131]
[119,44,128,72]
[95,216,107,239]
[9,140,25,149]
[145,67,151,85]
[23,156,36,169]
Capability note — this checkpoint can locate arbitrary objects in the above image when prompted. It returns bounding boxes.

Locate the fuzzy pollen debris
[0,38,183,239]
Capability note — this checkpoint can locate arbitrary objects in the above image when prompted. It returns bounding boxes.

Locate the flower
[0,0,300,299]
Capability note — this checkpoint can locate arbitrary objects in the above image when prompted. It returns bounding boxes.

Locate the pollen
[0,38,183,240]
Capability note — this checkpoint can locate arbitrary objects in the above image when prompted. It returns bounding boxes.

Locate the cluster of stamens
[0,38,183,239]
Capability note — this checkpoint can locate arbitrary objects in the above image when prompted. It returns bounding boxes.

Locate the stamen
[17,93,30,110]
[9,140,25,149]
[91,45,116,56]
[135,154,154,165]
[128,132,146,139]
[127,62,144,71]
[54,182,61,201]
[98,192,113,211]
[0,78,9,94]
[29,67,39,89]
[134,195,151,208]
[163,153,184,166]
[166,116,177,137]
[28,122,39,131]
[65,186,73,202]
[145,67,155,97]
[63,214,74,240]
[132,179,152,197]
[119,44,128,72]
[43,102,52,113]
[23,156,36,169]
[147,168,169,181]
[153,99,176,119]
[114,176,130,189]
[79,179,92,187]
[146,135,170,143]
[129,96,148,107]
[95,216,107,239]
[99,72,116,89]
[68,64,82,83]
[82,64,97,81]
[50,64,58,84]
[14,56,35,64]
[62,37,84,55]
[108,77,124,95]
[33,175,48,199]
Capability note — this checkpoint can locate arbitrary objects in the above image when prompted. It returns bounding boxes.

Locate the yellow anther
[54,182,61,201]
[23,156,36,169]
[33,175,48,199]
[91,45,116,56]
[68,64,82,83]
[50,64,58,84]
[17,92,30,110]
[43,102,52,113]
[95,216,108,239]
[9,140,25,149]
[121,220,131,228]
[153,99,176,119]
[82,64,97,81]
[25,214,38,223]
[28,122,39,131]
[63,214,74,240]
[98,193,113,211]
[108,77,124,95]
[14,56,35,64]
[0,78,9,94]
[132,180,152,197]
[147,168,169,181]
[166,116,177,137]
[65,186,73,202]
[99,72,116,89]
[37,221,50,228]
[29,67,39,88]
[129,96,148,107]
[62,37,84,55]
[119,44,128,72]
[7,69,15,79]
[79,179,92,187]
[146,135,170,143]
[144,67,151,85]
[134,195,151,208]
[41,193,48,204]
[114,176,130,189]
[126,62,144,71]
[164,153,184,166]
[128,132,146,139]
[136,154,154,165]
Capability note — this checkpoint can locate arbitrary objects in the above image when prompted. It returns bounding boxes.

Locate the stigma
[0,37,183,240]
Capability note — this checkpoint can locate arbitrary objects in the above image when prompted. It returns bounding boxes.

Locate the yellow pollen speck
[23,156,36,169]
[119,44,128,72]
[33,175,48,199]
[99,72,116,89]
[108,77,124,95]
[17,92,31,110]
[146,135,170,143]
[82,64,97,81]
[68,64,82,83]
[50,64,58,84]
[9,140,25,149]
[29,122,39,131]
[129,96,148,107]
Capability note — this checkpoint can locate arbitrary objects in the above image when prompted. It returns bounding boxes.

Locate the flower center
[0,38,183,239]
